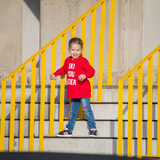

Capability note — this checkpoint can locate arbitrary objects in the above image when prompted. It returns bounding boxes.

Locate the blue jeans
[66,97,96,133]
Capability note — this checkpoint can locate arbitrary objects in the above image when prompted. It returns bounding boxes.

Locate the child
[50,37,97,137]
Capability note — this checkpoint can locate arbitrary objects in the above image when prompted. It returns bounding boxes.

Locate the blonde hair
[68,37,83,48]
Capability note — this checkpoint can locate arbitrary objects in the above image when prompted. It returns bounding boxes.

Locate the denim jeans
[66,97,96,133]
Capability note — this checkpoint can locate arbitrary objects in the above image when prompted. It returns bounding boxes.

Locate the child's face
[68,43,83,60]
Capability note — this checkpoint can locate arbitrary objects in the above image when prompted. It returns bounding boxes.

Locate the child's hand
[50,74,57,80]
[78,74,86,81]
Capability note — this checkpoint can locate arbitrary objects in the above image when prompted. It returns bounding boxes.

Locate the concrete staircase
[0,85,158,156]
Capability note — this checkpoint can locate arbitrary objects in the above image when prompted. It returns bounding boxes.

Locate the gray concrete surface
[12,138,158,156]
[0,86,158,103]
[0,103,158,121]
[0,0,23,76]
[22,0,40,69]
[0,0,160,85]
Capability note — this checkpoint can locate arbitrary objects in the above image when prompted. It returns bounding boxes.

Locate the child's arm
[78,74,86,81]
[83,60,95,78]
[50,73,57,80]
[50,59,68,80]
[78,60,95,81]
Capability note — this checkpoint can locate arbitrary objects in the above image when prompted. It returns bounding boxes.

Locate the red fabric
[53,56,95,98]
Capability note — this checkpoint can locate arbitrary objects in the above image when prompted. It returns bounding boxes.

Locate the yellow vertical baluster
[157,50,160,156]
[77,18,87,119]
[0,80,7,152]
[81,17,86,57]
[89,9,96,102]
[59,33,66,132]
[78,105,83,119]
[98,0,106,102]
[147,56,153,156]
[128,74,133,157]
[9,75,16,152]
[39,50,47,152]
[46,42,56,137]
[19,66,26,152]
[72,25,76,38]
[137,65,143,158]
[29,58,36,152]
[107,0,115,85]
[118,80,123,156]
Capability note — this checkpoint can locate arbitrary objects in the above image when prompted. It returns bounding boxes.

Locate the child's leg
[80,97,96,130]
[66,99,80,133]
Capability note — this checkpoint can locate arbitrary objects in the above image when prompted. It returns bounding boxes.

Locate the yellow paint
[29,58,36,152]
[98,0,106,102]
[19,66,26,152]
[46,42,57,137]
[118,46,160,157]
[9,75,16,152]
[72,25,76,38]
[107,0,115,85]
[118,80,123,156]
[0,80,6,152]
[39,50,47,152]
[89,9,96,102]
[81,17,86,57]
[147,56,153,156]
[128,74,133,157]
[59,34,66,132]
[158,50,160,156]
[137,65,143,158]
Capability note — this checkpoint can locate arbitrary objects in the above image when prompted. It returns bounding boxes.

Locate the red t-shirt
[53,56,95,98]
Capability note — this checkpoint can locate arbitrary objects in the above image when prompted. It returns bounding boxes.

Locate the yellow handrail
[118,45,160,158]
[0,0,116,152]
[5,0,105,80]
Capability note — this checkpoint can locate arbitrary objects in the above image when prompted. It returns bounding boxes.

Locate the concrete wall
[40,0,100,85]
[0,0,23,80]
[22,0,40,84]
[0,0,160,85]
[22,0,40,67]
[40,0,160,85]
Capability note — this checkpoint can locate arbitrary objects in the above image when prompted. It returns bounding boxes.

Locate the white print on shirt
[67,79,76,85]
[68,71,75,77]
[68,63,75,69]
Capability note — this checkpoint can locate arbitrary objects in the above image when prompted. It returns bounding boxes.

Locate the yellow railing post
[72,25,76,38]
[147,56,153,156]
[0,80,7,152]
[98,0,106,102]
[81,17,86,57]
[39,50,47,152]
[118,46,160,157]
[107,0,115,85]
[118,80,123,156]
[29,58,36,152]
[89,8,96,102]
[59,33,66,132]
[158,50,160,157]
[9,75,16,152]
[46,42,57,137]
[137,65,143,158]
[128,74,133,157]
[78,17,87,119]
[19,66,26,152]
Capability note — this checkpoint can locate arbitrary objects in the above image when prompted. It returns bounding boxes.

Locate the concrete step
[0,85,158,103]
[3,120,158,138]
[3,137,157,156]
[1,103,158,121]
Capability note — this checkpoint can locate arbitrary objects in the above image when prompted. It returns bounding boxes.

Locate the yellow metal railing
[0,0,116,152]
[118,45,160,158]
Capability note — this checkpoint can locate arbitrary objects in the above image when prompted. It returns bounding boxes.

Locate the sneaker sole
[56,134,72,137]
[89,135,98,137]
